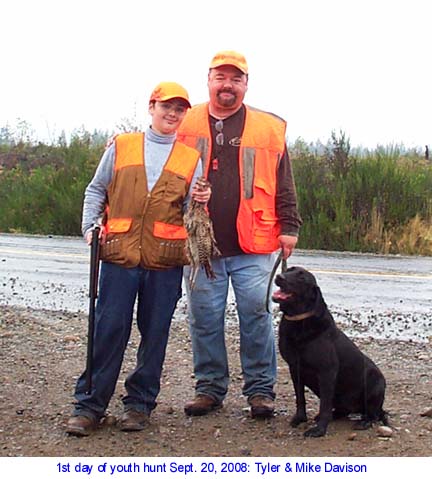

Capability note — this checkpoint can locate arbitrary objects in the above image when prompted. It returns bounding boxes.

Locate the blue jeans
[184,253,277,403]
[73,262,182,420]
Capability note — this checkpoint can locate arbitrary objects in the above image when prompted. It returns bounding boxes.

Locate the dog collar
[282,310,316,321]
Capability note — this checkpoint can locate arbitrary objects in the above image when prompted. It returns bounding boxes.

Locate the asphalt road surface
[1,233,431,342]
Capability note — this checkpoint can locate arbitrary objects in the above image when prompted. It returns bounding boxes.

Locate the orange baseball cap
[209,50,248,74]
[149,82,191,107]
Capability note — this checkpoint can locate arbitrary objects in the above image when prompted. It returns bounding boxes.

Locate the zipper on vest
[138,192,152,250]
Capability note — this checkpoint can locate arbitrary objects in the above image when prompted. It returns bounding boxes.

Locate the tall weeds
[292,132,432,255]
[0,131,104,235]
[0,128,431,255]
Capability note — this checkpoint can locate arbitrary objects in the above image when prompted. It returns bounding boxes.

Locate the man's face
[208,65,248,112]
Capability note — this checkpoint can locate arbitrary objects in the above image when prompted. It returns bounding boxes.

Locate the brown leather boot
[65,415,99,436]
[249,395,275,419]
[119,409,150,432]
[184,394,222,416]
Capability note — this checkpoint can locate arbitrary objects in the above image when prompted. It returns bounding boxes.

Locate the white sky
[1,0,430,148]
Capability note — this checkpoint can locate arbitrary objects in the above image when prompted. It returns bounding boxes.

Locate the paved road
[1,233,431,341]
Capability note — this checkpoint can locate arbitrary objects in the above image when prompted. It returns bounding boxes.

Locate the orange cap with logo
[209,50,248,74]
[149,82,191,108]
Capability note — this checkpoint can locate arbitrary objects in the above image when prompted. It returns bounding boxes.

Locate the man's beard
[216,90,237,107]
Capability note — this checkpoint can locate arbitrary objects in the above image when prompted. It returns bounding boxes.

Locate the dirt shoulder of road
[0,305,431,457]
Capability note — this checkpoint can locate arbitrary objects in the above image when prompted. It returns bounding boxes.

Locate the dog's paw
[304,425,327,438]
[290,413,307,427]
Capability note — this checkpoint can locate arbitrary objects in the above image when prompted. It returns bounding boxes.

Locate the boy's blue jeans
[73,261,182,420]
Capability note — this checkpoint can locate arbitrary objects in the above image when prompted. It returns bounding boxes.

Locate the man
[177,51,302,418]
[65,82,210,436]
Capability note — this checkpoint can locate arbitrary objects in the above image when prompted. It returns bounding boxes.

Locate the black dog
[273,266,388,437]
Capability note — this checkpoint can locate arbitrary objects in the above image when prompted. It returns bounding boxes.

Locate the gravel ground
[0,303,431,458]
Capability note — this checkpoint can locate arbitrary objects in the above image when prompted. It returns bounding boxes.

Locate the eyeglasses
[215,120,224,146]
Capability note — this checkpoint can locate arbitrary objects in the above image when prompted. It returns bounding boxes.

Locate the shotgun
[85,225,101,395]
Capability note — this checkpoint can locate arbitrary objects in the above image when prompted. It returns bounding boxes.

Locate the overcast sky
[1,0,430,148]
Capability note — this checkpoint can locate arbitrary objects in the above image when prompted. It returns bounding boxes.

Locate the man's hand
[278,234,298,259]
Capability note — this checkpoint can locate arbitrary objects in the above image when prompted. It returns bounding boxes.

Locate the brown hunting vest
[100,132,200,269]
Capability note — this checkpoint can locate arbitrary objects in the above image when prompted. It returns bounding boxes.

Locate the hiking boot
[249,395,275,419]
[119,409,149,432]
[65,415,99,437]
[184,394,222,416]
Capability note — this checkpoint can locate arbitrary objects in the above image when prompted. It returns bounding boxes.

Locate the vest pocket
[251,208,280,251]
[153,221,187,239]
[158,239,187,266]
[153,221,188,266]
[100,237,121,260]
[100,234,140,266]
[106,217,132,233]
[162,175,188,203]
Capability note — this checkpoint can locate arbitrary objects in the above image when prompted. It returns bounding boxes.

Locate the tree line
[0,126,431,255]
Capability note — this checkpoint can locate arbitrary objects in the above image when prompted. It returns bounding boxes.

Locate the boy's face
[149,99,188,135]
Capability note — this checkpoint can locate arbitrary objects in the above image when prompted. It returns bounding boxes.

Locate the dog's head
[272,266,320,315]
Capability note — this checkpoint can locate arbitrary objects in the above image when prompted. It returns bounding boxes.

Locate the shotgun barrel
[85,225,101,395]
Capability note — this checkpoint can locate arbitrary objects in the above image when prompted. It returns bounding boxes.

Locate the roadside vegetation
[0,122,431,255]
[292,132,432,255]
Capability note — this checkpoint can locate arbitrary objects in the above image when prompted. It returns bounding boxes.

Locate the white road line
[0,248,87,259]
[1,247,430,279]
[310,269,432,279]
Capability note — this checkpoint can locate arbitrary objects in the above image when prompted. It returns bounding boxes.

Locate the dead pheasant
[184,177,221,289]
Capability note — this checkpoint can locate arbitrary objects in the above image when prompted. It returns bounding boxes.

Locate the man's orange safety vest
[178,103,286,254]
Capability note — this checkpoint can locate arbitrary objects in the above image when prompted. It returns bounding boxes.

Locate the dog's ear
[312,285,322,303]
[313,286,327,308]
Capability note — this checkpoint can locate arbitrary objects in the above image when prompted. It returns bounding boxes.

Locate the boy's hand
[85,226,107,245]
[191,177,211,204]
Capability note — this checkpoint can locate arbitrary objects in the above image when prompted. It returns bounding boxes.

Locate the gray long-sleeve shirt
[81,127,202,236]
